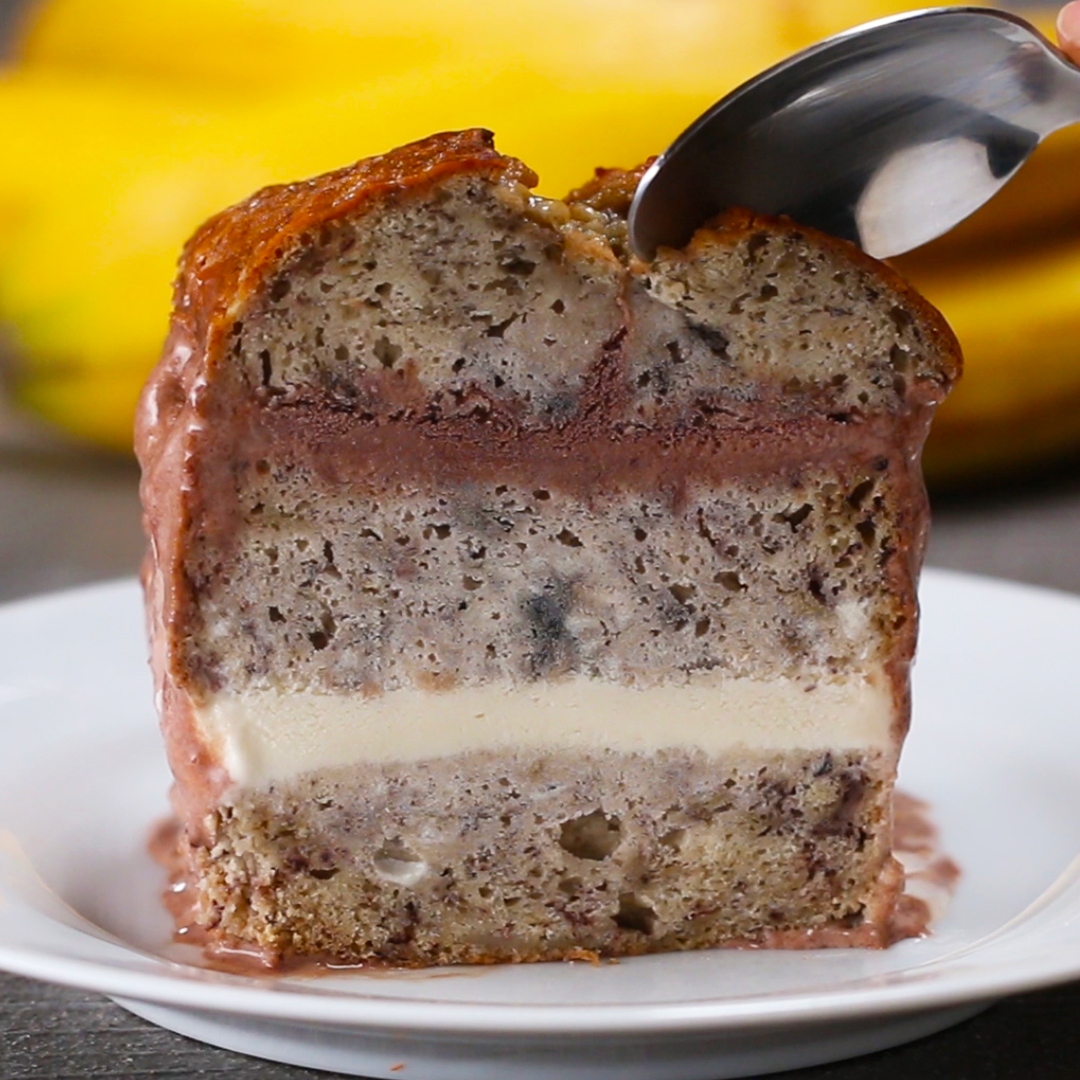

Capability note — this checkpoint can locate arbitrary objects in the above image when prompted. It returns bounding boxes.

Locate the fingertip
[1057,1,1080,52]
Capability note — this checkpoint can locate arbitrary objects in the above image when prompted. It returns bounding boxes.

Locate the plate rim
[2,934,1080,1034]
[3,568,1080,1035]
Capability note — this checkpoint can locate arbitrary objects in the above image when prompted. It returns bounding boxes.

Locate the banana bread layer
[171,745,902,965]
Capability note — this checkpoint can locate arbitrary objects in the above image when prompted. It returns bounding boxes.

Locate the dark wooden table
[4,972,1080,1079]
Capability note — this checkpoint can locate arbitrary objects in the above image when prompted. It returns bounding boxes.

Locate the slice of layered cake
[137,129,960,965]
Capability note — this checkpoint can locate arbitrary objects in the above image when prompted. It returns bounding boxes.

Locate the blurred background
[1,0,1079,603]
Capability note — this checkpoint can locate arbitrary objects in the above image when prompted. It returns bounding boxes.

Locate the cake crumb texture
[183,747,898,964]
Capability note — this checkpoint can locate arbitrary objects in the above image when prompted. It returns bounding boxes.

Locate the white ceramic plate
[2,570,1080,1079]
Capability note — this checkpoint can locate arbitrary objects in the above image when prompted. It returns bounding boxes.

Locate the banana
[0,69,255,449]
[4,0,1079,476]
[18,0,777,96]
[17,0,454,94]
[902,226,1080,483]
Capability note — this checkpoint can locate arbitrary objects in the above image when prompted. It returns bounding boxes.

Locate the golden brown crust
[565,162,652,216]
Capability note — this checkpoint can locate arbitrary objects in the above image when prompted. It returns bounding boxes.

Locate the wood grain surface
[3,969,1080,1079]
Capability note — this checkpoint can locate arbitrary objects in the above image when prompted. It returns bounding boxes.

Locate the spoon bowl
[628,6,1080,260]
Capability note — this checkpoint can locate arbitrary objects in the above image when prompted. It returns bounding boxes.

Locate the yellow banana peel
[0,70,259,450]
[19,0,777,99]
[904,229,1080,483]
[3,0,1079,483]
[22,0,904,99]
[923,236,1080,429]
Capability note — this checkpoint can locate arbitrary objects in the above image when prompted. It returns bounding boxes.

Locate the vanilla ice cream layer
[194,667,896,789]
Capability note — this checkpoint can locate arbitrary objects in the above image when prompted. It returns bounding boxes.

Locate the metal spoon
[628,6,1080,261]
